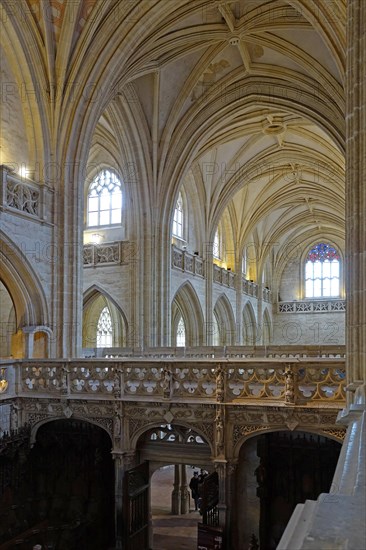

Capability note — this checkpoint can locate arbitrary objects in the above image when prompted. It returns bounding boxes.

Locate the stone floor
[151,465,200,550]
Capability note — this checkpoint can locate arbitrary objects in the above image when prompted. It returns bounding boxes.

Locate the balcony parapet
[278,299,346,313]
[171,245,204,277]
[0,357,346,408]
[0,165,54,224]
[213,264,236,288]
[83,241,135,267]
[82,344,345,359]
[242,277,259,297]
[262,287,272,302]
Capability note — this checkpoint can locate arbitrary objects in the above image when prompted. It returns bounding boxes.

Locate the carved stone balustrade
[0,165,54,223]
[171,245,204,277]
[0,357,346,407]
[278,300,346,313]
[242,278,259,297]
[83,241,135,266]
[213,265,236,288]
[84,344,346,359]
[262,287,271,302]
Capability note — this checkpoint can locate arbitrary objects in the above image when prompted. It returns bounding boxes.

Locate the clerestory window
[213,229,221,259]
[176,316,186,347]
[97,307,113,347]
[305,243,340,298]
[87,170,122,227]
[172,192,184,239]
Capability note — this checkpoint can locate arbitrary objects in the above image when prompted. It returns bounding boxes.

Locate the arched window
[172,192,184,238]
[242,248,247,276]
[97,307,113,347]
[176,316,186,347]
[305,243,340,298]
[213,229,221,259]
[87,170,122,227]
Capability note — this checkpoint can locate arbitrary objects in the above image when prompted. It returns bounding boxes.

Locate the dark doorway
[256,431,341,549]
[0,419,115,549]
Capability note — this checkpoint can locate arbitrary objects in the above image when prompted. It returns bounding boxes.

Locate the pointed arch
[213,294,236,345]
[0,232,49,328]
[83,285,128,348]
[262,308,273,346]
[133,421,213,455]
[171,282,204,346]
[242,301,257,346]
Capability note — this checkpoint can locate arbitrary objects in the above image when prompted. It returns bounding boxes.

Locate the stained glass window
[176,316,186,347]
[97,307,113,347]
[172,192,183,238]
[87,170,122,227]
[305,243,340,298]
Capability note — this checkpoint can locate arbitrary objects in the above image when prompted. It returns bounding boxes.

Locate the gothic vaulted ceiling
[1,0,346,270]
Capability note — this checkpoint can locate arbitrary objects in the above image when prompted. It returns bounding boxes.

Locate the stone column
[180,464,190,514]
[257,284,263,346]
[171,464,181,514]
[226,461,238,548]
[206,243,214,345]
[236,257,243,344]
[112,451,136,549]
[346,0,366,391]
[22,328,35,358]
[215,461,228,530]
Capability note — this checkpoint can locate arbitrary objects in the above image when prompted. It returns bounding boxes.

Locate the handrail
[0,357,346,407]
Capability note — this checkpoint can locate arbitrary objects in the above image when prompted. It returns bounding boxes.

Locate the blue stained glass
[307,243,340,263]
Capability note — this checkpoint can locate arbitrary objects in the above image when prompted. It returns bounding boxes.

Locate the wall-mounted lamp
[19,165,28,179]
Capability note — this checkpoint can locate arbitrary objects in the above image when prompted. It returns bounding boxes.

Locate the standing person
[189,471,200,511]
[198,468,208,483]
[197,469,208,513]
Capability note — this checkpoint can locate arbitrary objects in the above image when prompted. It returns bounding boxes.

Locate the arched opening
[233,431,342,550]
[83,287,127,349]
[0,234,49,356]
[171,283,204,346]
[0,280,16,357]
[214,295,236,345]
[150,465,199,549]
[0,419,115,549]
[136,424,212,548]
[243,302,257,345]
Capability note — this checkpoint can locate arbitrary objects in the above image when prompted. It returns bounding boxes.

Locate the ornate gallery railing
[171,246,204,277]
[242,278,259,297]
[278,300,346,313]
[0,164,54,223]
[171,246,270,300]
[213,264,236,288]
[0,357,346,407]
[82,344,345,359]
[83,241,137,266]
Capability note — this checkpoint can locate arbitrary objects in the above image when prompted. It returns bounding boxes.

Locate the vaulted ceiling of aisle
[4,0,346,265]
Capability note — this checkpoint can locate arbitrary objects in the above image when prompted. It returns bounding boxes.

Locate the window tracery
[87,170,122,227]
[176,316,186,347]
[97,307,113,347]
[305,243,340,298]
